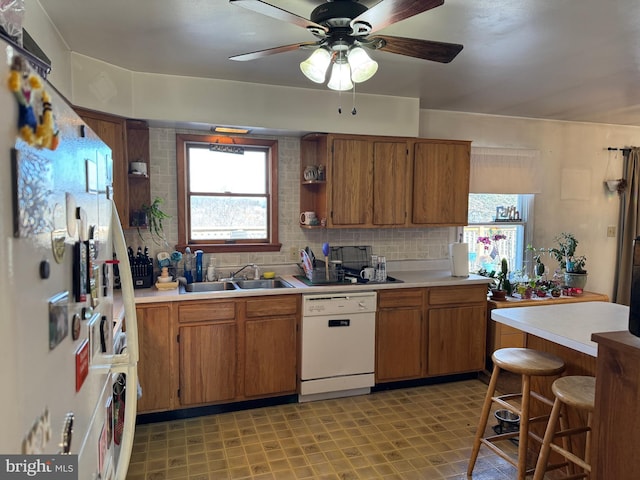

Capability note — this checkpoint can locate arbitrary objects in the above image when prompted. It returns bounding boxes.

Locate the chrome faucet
[231,263,259,280]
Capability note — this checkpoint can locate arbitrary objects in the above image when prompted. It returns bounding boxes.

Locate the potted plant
[491,258,511,300]
[549,232,588,289]
[137,197,171,245]
[526,244,548,277]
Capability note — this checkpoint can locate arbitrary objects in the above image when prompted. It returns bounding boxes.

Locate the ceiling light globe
[327,61,353,91]
[348,47,378,83]
[300,48,331,83]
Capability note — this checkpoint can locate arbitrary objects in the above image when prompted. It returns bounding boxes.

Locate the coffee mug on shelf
[300,211,317,225]
[360,267,376,281]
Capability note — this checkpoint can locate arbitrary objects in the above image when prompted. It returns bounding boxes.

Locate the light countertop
[132,270,491,304]
[491,301,629,357]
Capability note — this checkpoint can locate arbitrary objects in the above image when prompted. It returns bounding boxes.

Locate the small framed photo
[49,291,69,350]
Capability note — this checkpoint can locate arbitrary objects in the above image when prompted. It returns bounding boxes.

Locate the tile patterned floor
[126,379,523,480]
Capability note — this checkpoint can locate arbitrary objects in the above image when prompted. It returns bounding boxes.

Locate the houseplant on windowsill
[480,257,512,300]
[549,232,588,290]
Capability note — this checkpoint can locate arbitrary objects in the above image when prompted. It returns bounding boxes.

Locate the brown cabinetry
[175,295,299,409]
[376,289,424,382]
[300,133,469,229]
[136,303,175,413]
[74,107,150,228]
[376,284,486,384]
[177,299,237,406]
[242,296,298,398]
[410,140,470,226]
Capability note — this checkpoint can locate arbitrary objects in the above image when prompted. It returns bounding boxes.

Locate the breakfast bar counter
[490,301,628,357]
[492,301,637,479]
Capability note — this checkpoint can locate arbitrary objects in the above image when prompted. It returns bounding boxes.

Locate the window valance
[469,147,541,194]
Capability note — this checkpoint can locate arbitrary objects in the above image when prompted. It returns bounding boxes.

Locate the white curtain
[470,147,542,194]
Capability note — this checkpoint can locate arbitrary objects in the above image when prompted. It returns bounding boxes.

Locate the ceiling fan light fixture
[300,48,332,83]
[327,58,353,91]
[348,46,378,83]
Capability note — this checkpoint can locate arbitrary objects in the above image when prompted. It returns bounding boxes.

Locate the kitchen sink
[235,278,294,289]
[184,281,238,292]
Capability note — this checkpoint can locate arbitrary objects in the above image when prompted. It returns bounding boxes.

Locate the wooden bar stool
[533,376,595,480]
[468,348,566,479]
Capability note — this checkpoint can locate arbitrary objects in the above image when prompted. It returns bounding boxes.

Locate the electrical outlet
[289,247,299,261]
[607,226,616,238]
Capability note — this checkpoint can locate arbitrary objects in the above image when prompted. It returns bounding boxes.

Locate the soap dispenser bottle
[195,250,204,282]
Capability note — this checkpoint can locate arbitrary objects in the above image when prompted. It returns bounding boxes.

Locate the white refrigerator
[0,37,139,479]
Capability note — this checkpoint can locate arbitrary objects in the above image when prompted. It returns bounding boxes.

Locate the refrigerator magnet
[75,339,89,392]
[71,313,81,341]
[48,291,69,350]
[73,241,88,302]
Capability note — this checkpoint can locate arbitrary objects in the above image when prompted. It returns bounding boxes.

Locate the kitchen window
[176,134,280,253]
[463,194,534,275]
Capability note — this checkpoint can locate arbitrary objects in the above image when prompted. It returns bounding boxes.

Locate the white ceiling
[38,0,640,127]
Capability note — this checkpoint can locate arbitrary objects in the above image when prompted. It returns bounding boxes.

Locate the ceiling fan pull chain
[352,83,357,115]
[338,89,342,114]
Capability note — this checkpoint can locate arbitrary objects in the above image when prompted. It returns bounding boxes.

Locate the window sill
[175,243,282,254]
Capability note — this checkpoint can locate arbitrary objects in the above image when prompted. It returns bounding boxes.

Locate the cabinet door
[376,308,424,382]
[136,304,174,413]
[179,323,237,406]
[412,141,470,225]
[376,289,425,382]
[244,316,297,397]
[330,138,372,226]
[373,141,408,226]
[75,108,129,226]
[427,305,486,375]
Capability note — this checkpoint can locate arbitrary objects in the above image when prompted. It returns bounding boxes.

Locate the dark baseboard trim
[136,394,298,425]
[371,372,479,392]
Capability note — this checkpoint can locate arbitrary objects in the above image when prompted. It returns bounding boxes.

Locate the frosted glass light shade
[300,48,331,83]
[327,61,353,91]
[348,47,378,83]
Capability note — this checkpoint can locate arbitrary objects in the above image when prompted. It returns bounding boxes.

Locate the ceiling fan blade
[370,35,463,63]
[230,0,327,32]
[352,0,444,34]
[229,42,320,61]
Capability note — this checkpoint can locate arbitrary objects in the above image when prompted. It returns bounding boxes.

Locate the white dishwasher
[299,291,377,402]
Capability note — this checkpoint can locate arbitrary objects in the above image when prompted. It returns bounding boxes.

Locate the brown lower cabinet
[136,295,299,414]
[136,303,175,413]
[376,285,487,383]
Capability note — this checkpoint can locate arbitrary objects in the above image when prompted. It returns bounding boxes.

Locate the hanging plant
[616,178,627,195]
[138,197,170,245]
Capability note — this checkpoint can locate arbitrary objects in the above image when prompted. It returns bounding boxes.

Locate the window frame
[176,133,281,253]
[462,194,534,274]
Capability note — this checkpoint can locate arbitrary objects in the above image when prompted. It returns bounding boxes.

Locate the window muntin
[176,134,280,253]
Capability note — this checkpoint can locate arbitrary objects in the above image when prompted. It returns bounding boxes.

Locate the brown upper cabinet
[300,133,470,229]
[74,107,150,228]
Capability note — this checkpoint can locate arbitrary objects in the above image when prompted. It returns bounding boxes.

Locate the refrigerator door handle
[111,202,139,480]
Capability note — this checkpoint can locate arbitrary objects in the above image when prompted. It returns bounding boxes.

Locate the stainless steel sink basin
[235,278,293,289]
[184,281,238,292]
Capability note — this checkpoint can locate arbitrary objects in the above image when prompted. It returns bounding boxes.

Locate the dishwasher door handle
[328,319,350,327]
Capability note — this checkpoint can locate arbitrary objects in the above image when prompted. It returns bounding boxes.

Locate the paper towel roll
[449,243,469,277]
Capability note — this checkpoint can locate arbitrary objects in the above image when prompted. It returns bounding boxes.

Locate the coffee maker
[629,237,640,336]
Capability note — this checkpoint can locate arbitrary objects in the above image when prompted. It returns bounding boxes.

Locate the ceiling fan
[229,0,463,91]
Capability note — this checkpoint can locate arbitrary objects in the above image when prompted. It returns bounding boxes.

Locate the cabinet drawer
[245,295,298,318]
[178,300,236,323]
[378,289,423,308]
[429,285,487,306]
